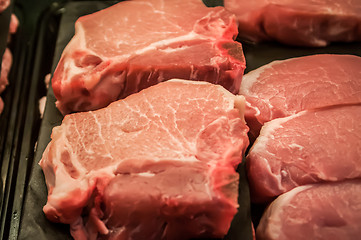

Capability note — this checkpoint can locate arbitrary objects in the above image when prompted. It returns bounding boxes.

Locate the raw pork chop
[224,0,361,46]
[40,80,249,239]
[257,180,361,240]
[52,0,246,114]
[239,54,361,139]
[246,105,361,203]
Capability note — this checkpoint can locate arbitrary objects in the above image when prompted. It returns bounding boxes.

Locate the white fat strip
[249,112,304,156]
[62,57,86,78]
[205,164,218,199]
[246,99,261,117]
[134,31,204,55]
[167,79,210,85]
[189,65,198,79]
[210,56,226,66]
[75,22,87,50]
[48,134,88,197]
[234,95,246,113]
[240,61,278,95]
[240,58,296,95]
[51,170,88,197]
[90,111,114,161]
[61,23,105,84]
[288,143,304,151]
[260,185,312,240]
[136,172,156,177]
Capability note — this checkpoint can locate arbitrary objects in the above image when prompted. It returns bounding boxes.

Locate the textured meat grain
[257,180,361,240]
[239,54,361,139]
[40,80,249,239]
[247,105,361,202]
[52,0,246,114]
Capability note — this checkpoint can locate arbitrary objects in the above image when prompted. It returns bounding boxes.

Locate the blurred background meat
[0,48,11,112]
[224,0,361,47]
[0,0,10,12]
[0,4,18,113]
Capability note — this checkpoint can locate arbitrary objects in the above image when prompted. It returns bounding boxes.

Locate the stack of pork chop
[51,0,246,114]
[40,0,250,239]
[239,54,361,240]
[41,80,249,239]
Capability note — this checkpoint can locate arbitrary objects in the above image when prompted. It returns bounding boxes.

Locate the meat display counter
[0,0,360,240]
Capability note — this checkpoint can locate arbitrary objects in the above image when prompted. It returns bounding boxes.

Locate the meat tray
[1,0,360,240]
[15,3,254,240]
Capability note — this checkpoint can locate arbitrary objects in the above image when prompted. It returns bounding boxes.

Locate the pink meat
[0,48,11,113]
[52,0,246,114]
[9,13,18,35]
[40,80,249,239]
[0,13,18,114]
[0,48,11,93]
[224,0,361,46]
[239,54,361,139]
[247,105,361,203]
[0,0,9,12]
[257,180,361,240]
[0,98,3,113]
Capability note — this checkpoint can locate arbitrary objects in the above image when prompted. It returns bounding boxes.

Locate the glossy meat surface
[247,105,361,202]
[41,80,250,239]
[52,0,246,114]
[257,180,361,240]
[239,54,361,139]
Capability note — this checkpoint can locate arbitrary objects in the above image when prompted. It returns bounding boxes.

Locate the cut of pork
[239,54,361,139]
[40,80,250,239]
[257,180,361,240]
[246,105,361,203]
[52,0,246,114]
[224,0,361,46]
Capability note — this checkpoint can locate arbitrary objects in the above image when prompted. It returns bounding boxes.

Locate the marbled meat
[247,105,361,202]
[40,80,250,240]
[52,0,246,114]
[239,54,361,139]
[257,180,361,240]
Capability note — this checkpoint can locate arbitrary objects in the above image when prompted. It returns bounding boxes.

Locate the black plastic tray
[0,0,61,239]
[2,0,360,240]
[0,1,26,239]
